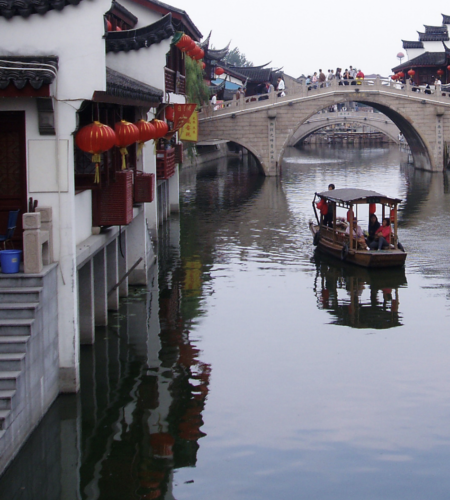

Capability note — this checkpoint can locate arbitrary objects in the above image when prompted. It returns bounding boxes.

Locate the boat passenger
[346,219,368,249]
[369,218,391,250]
[322,184,335,227]
[367,214,380,244]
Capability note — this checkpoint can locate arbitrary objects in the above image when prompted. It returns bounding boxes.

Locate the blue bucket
[0,250,22,274]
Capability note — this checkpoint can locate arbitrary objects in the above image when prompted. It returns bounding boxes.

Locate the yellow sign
[179,111,198,142]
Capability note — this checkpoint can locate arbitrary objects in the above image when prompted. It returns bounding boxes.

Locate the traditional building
[393,17,450,84]
[0,0,202,475]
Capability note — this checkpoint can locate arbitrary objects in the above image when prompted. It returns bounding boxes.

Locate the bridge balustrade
[199,76,450,119]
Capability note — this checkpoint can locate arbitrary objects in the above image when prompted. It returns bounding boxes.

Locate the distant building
[393,17,450,84]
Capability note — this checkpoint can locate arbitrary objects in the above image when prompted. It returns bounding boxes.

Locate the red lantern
[176,34,191,50]
[183,39,196,53]
[188,45,201,58]
[397,71,405,79]
[106,19,112,31]
[75,121,116,183]
[390,207,397,222]
[447,65,450,71]
[316,198,328,215]
[193,48,204,61]
[150,119,169,139]
[165,105,174,122]
[116,26,122,31]
[407,69,415,77]
[369,203,376,214]
[134,119,156,154]
[391,74,398,81]
[437,68,444,76]
[115,120,140,169]
[202,62,206,70]
[215,67,224,76]
[150,433,175,458]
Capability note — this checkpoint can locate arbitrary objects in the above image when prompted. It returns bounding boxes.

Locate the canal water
[2,145,450,500]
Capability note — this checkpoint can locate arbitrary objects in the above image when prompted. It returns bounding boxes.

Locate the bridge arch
[198,81,450,175]
[288,110,401,145]
[278,96,435,173]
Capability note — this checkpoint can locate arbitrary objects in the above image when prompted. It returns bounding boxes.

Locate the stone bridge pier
[198,80,450,176]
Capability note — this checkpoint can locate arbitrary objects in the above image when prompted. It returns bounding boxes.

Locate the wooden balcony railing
[165,68,186,95]
[156,148,176,180]
[92,170,133,226]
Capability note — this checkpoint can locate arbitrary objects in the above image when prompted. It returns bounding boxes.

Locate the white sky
[171,0,450,78]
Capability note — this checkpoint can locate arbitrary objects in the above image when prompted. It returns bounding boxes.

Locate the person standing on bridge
[356,69,364,85]
[276,77,285,97]
[435,76,441,92]
[312,72,318,89]
[319,69,326,88]
[327,69,334,87]
[343,69,350,85]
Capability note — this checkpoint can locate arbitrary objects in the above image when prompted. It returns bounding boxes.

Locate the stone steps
[0,336,30,353]
[0,274,44,288]
[0,410,11,431]
[0,390,16,410]
[0,371,21,390]
[0,353,26,371]
[0,270,51,450]
[0,287,42,303]
[0,319,35,336]
[0,302,40,320]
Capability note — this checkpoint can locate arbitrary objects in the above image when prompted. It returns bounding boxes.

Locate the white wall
[75,191,93,245]
[106,39,171,91]
[421,41,445,53]
[405,48,426,61]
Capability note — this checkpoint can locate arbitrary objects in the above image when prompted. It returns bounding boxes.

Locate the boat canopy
[315,188,402,206]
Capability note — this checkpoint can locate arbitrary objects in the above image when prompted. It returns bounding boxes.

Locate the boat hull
[310,223,407,268]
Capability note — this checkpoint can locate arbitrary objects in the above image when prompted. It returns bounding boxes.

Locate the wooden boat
[309,188,407,268]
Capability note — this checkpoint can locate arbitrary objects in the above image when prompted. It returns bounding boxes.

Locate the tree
[223,47,253,67]
[185,57,210,106]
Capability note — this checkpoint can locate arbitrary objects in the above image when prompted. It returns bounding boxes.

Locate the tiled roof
[0,0,82,18]
[0,56,58,89]
[392,51,447,72]
[102,67,163,103]
[205,45,230,61]
[443,14,450,25]
[228,65,275,82]
[402,40,424,49]
[418,31,449,42]
[105,13,174,53]
[129,0,202,39]
[424,25,448,34]
[107,0,138,27]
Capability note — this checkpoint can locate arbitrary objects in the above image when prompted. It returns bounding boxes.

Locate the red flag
[174,104,197,131]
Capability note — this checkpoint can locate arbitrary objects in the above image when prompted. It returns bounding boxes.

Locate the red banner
[174,104,197,131]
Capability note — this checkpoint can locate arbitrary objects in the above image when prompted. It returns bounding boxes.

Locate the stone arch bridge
[198,78,450,176]
[290,109,400,145]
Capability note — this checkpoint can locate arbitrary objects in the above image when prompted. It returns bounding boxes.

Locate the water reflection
[312,253,407,329]
[3,145,450,500]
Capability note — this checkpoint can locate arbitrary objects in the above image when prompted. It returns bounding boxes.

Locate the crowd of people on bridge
[306,67,365,90]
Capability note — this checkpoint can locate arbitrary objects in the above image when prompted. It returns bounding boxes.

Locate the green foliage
[223,47,253,67]
[185,57,210,106]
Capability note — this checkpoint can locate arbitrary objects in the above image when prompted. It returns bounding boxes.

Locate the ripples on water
[2,145,450,500]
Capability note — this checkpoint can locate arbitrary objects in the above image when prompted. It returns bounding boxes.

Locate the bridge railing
[198,76,450,119]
